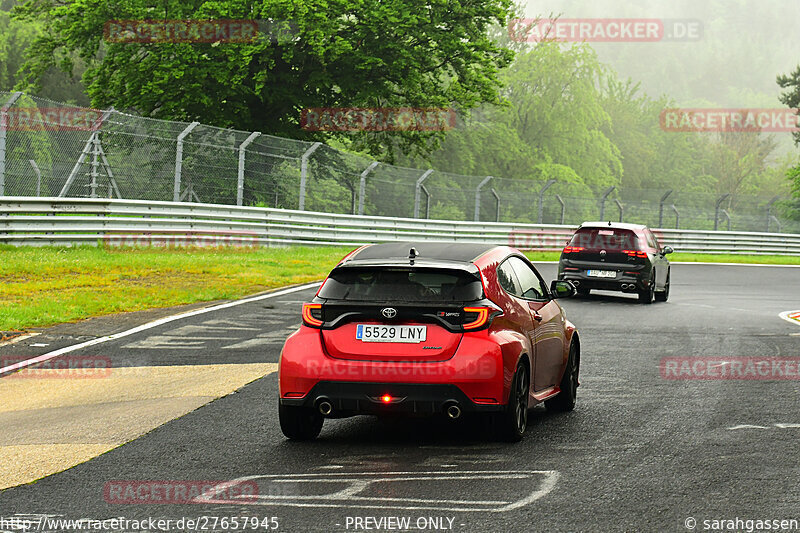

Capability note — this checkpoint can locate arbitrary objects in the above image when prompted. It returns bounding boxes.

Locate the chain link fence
[1,90,798,233]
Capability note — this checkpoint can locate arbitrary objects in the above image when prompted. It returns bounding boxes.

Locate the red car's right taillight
[462,305,502,330]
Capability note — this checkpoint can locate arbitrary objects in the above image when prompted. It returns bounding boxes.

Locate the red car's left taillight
[302,303,323,327]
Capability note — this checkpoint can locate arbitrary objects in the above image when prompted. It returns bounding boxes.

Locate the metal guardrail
[1,197,799,255]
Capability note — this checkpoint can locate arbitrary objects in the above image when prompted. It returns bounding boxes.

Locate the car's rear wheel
[655,270,670,302]
[638,273,655,304]
[493,360,529,442]
[279,402,324,440]
[546,341,578,412]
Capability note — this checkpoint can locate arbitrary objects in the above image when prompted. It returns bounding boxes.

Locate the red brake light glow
[563,246,584,254]
[622,250,647,258]
[381,394,392,403]
[302,303,323,327]
[462,307,491,330]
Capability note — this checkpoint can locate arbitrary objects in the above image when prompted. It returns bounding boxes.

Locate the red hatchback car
[278,243,580,442]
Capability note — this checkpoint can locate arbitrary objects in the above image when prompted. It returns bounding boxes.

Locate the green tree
[14,0,515,161]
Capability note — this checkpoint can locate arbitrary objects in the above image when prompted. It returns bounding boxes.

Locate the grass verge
[1,246,797,331]
[0,245,351,331]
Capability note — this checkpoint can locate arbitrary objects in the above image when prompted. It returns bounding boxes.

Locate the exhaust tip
[445,403,462,420]
[317,399,333,416]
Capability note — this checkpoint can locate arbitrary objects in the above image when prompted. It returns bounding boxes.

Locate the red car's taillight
[563,246,584,254]
[302,303,323,327]
[622,250,647,258]
[462,306,501,330]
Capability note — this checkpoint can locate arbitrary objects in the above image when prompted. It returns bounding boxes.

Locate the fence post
[555,194,565,224]
[491,188,500,222]
[421,184,431,218]
[658,190,673,227]
[769,215,781,233]
[29,160,41,197]
[614,199,624,222]
[714,193,730,231]
[671,204,679,229]
[236,132,261,206]
[720,209,731,231]
[766,195,780,232]
[599,186,615,221]
[0,92,23,197]
[413,169,434,218]
[298,142,321,211]
[173,121,199,202]
[474,176,493,221]
[537,179,556,224]
[357,161,379,216]
[89,135,100,198]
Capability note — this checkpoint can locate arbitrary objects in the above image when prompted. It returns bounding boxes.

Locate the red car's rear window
[569,228,641,250]
[319,267,483,302]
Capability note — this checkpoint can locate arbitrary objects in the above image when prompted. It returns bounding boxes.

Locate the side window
[647,230,660,250]
[508,257,547,300]
[496,261,522,297]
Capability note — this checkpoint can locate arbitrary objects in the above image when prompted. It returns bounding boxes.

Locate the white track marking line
[0,282,321,377]
[194,470,559,512]
[779,311,800,327]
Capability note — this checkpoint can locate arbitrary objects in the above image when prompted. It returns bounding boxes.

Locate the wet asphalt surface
[1,263,799,533]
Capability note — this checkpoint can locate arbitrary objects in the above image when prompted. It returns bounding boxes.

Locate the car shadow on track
[283,406,572,446]
[568,291,642,305]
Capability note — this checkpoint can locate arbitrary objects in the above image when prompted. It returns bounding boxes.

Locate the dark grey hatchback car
[556,222,673,303]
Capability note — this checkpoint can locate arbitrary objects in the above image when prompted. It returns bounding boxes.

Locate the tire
[493,360,530,442]
[638,272,655,304]
[279,402,324,441]
[655,270,670,302]
[546,341,579,412]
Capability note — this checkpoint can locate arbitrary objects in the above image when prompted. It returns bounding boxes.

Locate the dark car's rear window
[318,267,483,302]
[569,228,641,250]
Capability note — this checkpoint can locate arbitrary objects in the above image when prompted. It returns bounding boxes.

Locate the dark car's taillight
[622,250,647,259]
[562,246,584,255]
[302,303,323,327]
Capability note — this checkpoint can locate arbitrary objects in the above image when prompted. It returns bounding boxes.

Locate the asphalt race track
[1,263,799,533]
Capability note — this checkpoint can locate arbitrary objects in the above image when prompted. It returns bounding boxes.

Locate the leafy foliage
[13,0,515,161]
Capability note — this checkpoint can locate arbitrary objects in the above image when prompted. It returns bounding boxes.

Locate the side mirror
[661,245,674,255]
[550,280,577,299]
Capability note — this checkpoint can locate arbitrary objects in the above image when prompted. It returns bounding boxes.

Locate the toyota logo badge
[382,307,398,319]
